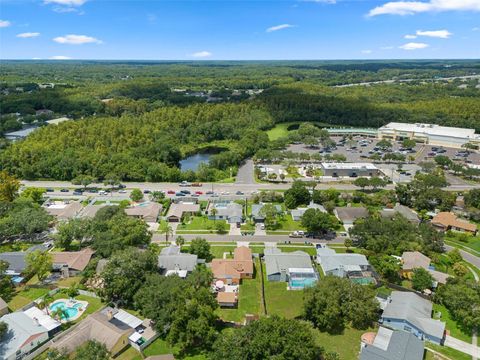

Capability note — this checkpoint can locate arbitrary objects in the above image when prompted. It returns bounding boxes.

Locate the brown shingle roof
[217,292,237,304]
[125,202,162,222]
[166,203,200,219]
[402,251,431,271]
[211,246,253,279]
[432,212,477,233]
[52,248,95,271]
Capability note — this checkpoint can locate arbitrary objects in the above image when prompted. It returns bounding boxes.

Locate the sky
[0,0,479,60]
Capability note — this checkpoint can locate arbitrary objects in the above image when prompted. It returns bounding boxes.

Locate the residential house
[0,297,8,316]
[380,204,420,224]
[431,212,477,234]
[211,246,253,285]
[401,251,450,285]
[157,245,198,277]
[206,201,243,224]
[360,326,425,360]
[0,308,61,360]
[50,307,133,356]
[166,203,200,222]
[0,244,48,277]
[125,202,162,223]
[334,206,369,230]
[316,245,376,284]
[52,248,95,277]
[264,248,317,289]
[381,291,446,344]
[251,203,283,223]
[79,204,108,218]
[43,200,83,221]
[291,202,326,221]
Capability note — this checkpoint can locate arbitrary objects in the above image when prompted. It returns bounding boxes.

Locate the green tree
[188,237,212,262]
[54,218,89,250]
[75,340,110,360]
[72,175,97,190]
[354,177,369,191]
[258,203,279,229]
[0,321,8,339]
[464,189,480,209]
[284,181,311,209]
[215,221,228,234]
[448,248,463,264]
[212,316,324,360]
[369,177,387,191]
[25,250,52,282]
[434,155,453,168]
[303,276,379,333]
[130,188,144,202]
[376,139,392,150]
[159,221,173,245]
[151,191,165,202]
[344,238,353,252]
[452,263,468,277]
[102,248,157,305]
[20,187,46,203]
[411,268,434,291]
[0,261,14,301]
[0,171,20,202]
[301,208,337,235]
[175,235,185,247]
[369,255,401,283]
[402,139,417,149]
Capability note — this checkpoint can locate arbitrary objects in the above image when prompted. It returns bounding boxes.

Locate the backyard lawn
[433,303,472,343]
[177,216,222,231]
[8,286,51,310]
[261,262,304,319]
[217,259,263,322]
[314,327,374,360]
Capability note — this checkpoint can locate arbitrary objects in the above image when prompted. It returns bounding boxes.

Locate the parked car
[167,190,175,194]
[191,182,202,187]
[119,189,127,193]
[235,191,244,195]
[46,188,54,192]
[181,189,191,194]
[176,192,186,196]
[73,190,83,196]
[289,231,303,238]
[60,188,69,193]
[195,191,203,195]
[98,190,107,195]
[205,191,214,195]
[179,181,191,187]
[143,189,151,194]
[118,184,126,189]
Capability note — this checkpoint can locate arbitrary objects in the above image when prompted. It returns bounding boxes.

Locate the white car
[118,189,127,193]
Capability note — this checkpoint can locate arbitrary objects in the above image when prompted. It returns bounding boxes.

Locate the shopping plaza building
[377,122,480,149]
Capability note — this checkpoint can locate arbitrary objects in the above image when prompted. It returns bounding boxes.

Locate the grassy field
[433,303,472,343]
[314,327,374,360]
[177,216,223,231]
[140,338,208,360]
[261,262,304,319]
[8,286,51,310]
[217,259,263,322]
[445,238,480,254]
[266,123,291,141]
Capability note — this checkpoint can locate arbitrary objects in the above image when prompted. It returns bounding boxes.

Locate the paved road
[445,245,480,269]
[236,159,255,185]
[152,233,345,244]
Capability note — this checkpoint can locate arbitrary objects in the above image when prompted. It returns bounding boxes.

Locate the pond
[179,153,212,171]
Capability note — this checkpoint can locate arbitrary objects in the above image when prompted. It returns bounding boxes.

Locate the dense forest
[0,60,479,181]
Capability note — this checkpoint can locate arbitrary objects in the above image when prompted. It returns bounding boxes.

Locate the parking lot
[416,144,480,165]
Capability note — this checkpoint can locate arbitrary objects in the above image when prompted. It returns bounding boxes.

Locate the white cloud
[416,29,452,38]
[368,0,480,17]
[404,34,417,39]
[191,51,212,58]
[44,0,86,5]
[361,49,373,54]
[266,24,295,33]
[17,32,40,38]
[53,34,102,44]
[49,55,72,60]
[399,42,429,50]
[0,20,11,28]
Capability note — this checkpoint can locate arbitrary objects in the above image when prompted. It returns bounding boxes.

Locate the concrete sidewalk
[445,335,480,358]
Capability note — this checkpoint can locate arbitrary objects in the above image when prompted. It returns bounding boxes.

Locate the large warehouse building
[377,122,480,149]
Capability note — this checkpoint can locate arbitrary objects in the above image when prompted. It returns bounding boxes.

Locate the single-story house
[381,291,446,344]
[251,204,283,223]
[264,248,317,289]
[380,204,420,224]
[291,202,326,221]
[125,202,162,223]
[360,326,424,360]
[317,245,376,284]
[43,200,83,221]
[401,251,450,285]
[79,204,107,218]
[321,162,381,178]
[166,203,200,222]
[50,308,133,356]
[52,248,95,277]
[0,244,49,276]
[0,308,61,360]
[0,297,8,316]
[334,206,369,230]
[206,201,243,224]
[211,246,253,285]
[157,245,198,277]
[431,212,477,234]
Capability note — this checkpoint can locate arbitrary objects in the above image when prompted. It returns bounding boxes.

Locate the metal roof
[113,309,143,329]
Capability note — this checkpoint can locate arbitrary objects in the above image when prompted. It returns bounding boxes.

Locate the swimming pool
[289,278,317,289]
[49,301,83,320]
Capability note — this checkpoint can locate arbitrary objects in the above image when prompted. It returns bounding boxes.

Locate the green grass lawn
[266,123,291,141]
[445,238,480,254]
[177,216,223,231]
[141,338,208,360]
[432,303,472,343]
[114,346,142,360]
[426,343,472,360]
[275,216,305,231]
[217,259,263,322]
[8,286,51,310]
[314,327,374,360]
[261,261,304,319]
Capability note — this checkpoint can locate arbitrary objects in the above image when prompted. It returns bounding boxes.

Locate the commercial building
[381,291,445,344]
[378,122,480,149]
[321,162,382,178]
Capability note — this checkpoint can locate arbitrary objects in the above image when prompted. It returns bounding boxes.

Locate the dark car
[181,190,191,194]
[118,184,126,189]
[60,188,69,193]
[206,191,214,195]
[46,188,54,192]
[175,192,186,197]
[73,190,83,196]
[236,191,244,195]
[143,189,151,194]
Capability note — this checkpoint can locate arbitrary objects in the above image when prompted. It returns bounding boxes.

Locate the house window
[404,326,412,332]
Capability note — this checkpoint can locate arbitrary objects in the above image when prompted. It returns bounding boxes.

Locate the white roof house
[24,306,61,332]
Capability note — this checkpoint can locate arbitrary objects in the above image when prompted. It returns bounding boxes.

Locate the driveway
[254,223,267,236]
[445,335,480,358]
[229,223,241,235]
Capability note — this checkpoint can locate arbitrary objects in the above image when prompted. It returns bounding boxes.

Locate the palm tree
[160,222,173,245]
[51,307,69,322]
[39,293,54,315]
[210,207,217,224]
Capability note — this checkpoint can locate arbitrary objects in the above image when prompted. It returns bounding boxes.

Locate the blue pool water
[49,301,82,319]
[289,278,317,289]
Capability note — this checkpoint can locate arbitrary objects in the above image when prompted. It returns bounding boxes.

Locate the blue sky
[0,0,479,60]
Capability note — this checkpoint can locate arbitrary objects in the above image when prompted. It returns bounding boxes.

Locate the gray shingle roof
[335,207,369,223]
[318,253,370,273]
[251,204,282,220]
[360,327,424,360]
[0,252,27,274]
[382,291,445,340]
[158,246,198,272]
[264,249,313,276]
